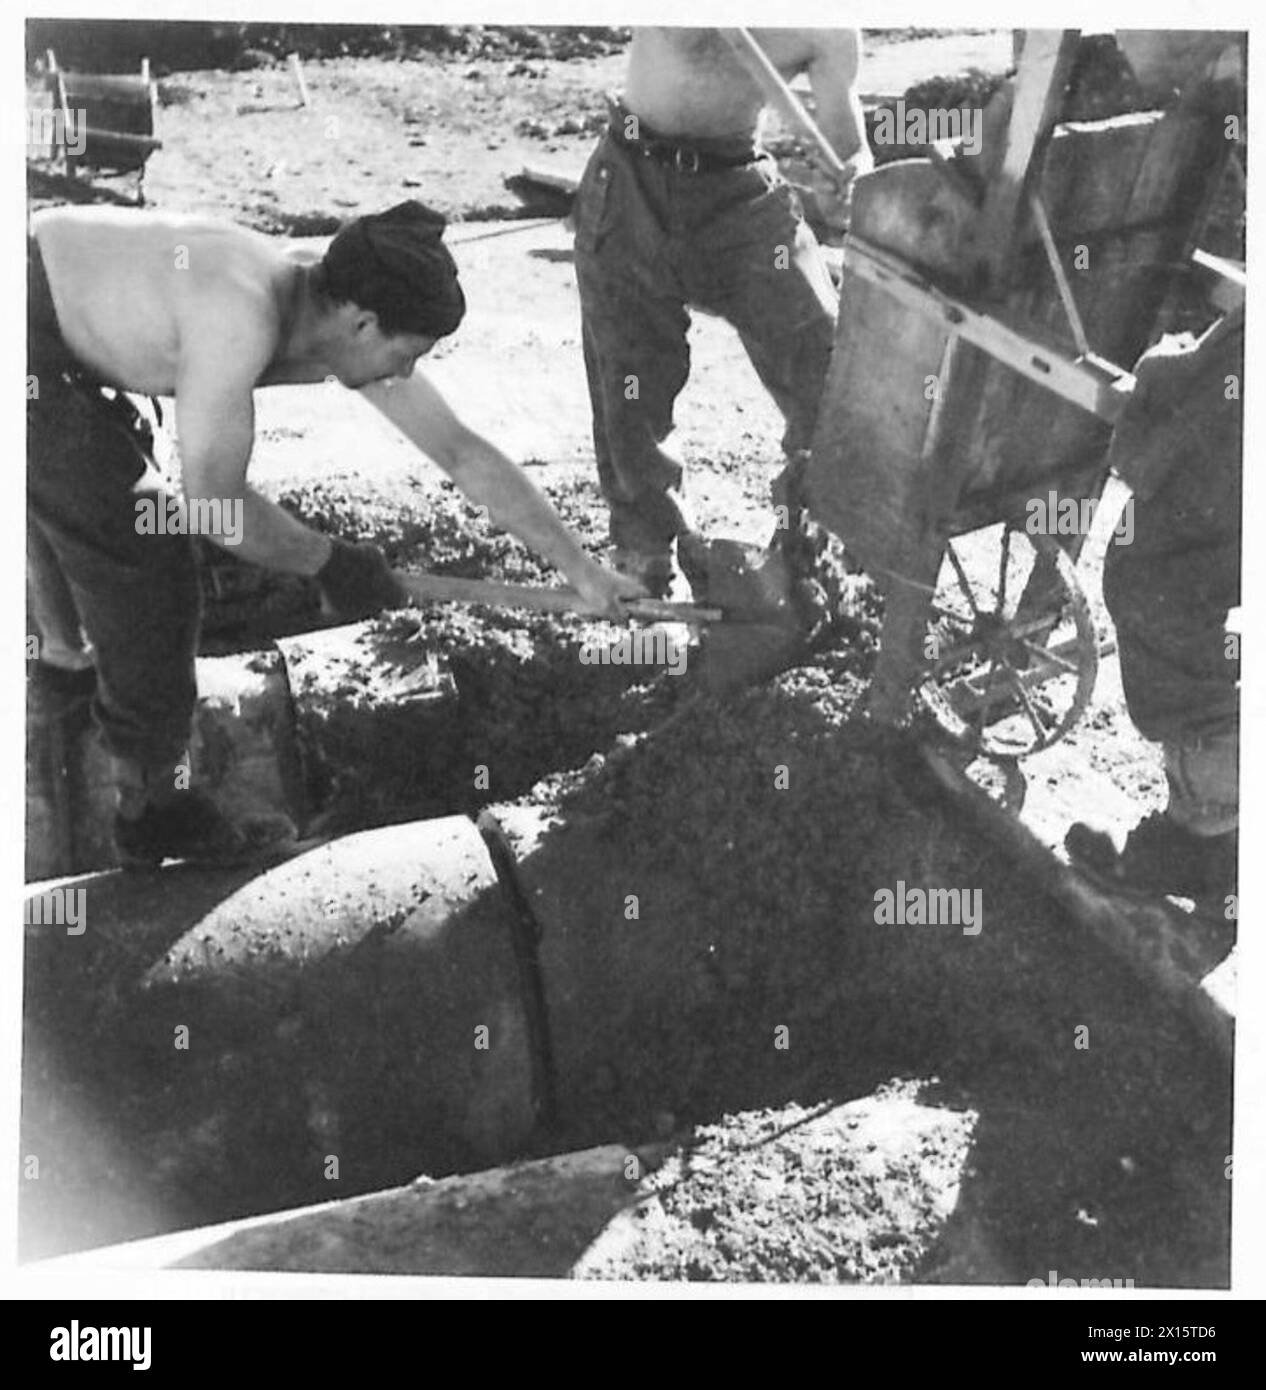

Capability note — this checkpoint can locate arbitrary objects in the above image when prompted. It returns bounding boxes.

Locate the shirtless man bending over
[28,200,642,867]
[572,27,872,595]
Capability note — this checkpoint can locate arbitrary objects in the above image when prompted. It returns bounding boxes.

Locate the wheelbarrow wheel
[918,527,1100,757]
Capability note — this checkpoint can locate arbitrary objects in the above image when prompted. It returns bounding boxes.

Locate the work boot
[1065,812,1238,907]
[610,484,700,601]
[1162,732,1238,840]
[111,754,296,870]
[114,791,297,870]
[612,546,672,597]
[611,547,694,603]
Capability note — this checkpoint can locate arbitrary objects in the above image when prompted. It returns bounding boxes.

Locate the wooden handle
[718,27,851,183]
[395,571,723,624]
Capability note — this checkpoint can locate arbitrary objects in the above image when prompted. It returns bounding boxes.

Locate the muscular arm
[804,28,873,177]
[359,371,600,583]
[173,305,333,575]
[178,298,639,613]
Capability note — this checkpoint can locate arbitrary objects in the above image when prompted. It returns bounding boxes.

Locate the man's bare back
[25,200,643,868]
[624,27,863,154]
[28,203,638,613]
[32,207,305,397]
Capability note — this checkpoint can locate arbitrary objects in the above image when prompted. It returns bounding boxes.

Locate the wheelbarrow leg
[868,551,943,726]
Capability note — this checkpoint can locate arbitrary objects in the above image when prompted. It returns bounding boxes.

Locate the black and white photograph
[9,4,1261,1320]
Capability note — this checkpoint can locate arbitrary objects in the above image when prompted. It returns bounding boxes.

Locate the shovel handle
[618,597,724,624]
[394,570,722,624]
[718,27,853,186]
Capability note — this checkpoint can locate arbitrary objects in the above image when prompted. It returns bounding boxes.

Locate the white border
[5,0,1262,1304]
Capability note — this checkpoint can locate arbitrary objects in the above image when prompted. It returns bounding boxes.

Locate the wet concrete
[21,668,1232,1283]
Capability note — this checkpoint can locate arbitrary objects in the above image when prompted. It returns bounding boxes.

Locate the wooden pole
[971,29,1081,293]
[287,52,310,108]
[394,570,722,625]
[1029,193,1091,356]
[718,28,851,185]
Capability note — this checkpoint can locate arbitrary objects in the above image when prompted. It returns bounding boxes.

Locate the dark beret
[325,200,465,338]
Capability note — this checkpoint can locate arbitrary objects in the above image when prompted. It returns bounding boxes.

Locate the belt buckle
[672,146,701,174]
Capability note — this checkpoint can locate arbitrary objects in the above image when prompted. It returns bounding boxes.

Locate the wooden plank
[921,745,1233,1060]
[807,245,959,720]
[60,72,151,100]
[956,360,1111,501]
[807,263,954,578]
[846,158,980,286]
[518,163,582,195]
[971,29,1081,291]
[845,238,1134,421]
[1030,109,1230,359]
[73,91,155,128]
[1039,115,1157,239]
[1191,248,1246,315]
[81,128,161,154]
[1125,112,1206,226]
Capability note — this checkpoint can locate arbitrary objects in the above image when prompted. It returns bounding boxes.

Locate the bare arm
[359,371,643,609]
[805,28,872,176]
[173,306,333,575]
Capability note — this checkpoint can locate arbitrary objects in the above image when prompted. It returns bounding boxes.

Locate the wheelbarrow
[796,29,1241,756]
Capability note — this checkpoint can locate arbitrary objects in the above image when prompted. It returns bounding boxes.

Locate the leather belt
[609,109,760,173]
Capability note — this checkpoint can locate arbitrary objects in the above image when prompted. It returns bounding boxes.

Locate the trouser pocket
[573,144,620,255]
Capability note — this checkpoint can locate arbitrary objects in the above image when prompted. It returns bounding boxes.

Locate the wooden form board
[920,747,1233,1060]
[45,51,161,173]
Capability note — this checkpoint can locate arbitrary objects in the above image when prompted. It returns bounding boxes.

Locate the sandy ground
[22,32,1236,1284]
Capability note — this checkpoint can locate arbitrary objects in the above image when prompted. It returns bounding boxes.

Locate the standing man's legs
[574,133,696,590]
[1103,468,1240,839]
[1067,322,1242,904]
[682,158,838,523]
[574,117,838,586]
[1067,490,1239,905]
[693,165,837,452]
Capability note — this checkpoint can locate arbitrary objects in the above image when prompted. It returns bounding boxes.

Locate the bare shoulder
[752,26,861,74]
[174,224,288,360]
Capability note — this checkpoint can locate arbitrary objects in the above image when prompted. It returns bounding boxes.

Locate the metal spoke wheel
[918,525,1100,756]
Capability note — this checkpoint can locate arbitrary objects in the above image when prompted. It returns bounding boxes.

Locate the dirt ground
[22,30,1237,1284]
